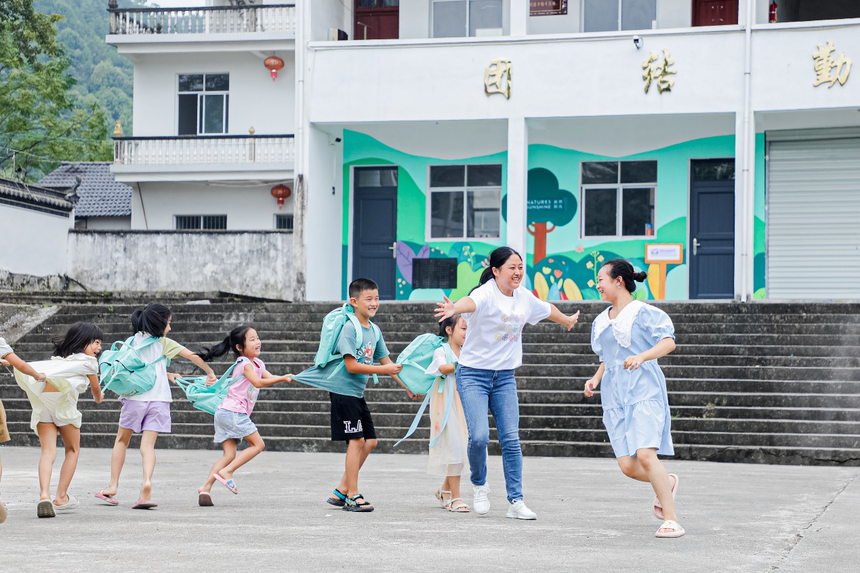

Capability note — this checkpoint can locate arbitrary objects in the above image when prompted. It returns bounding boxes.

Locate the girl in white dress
[426,315,470,513]
[584,259,684,538]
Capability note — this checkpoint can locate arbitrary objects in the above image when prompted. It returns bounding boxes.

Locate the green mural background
[342,130,767,301]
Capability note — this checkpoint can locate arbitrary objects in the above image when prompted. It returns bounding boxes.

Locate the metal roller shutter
[767,135,860,299]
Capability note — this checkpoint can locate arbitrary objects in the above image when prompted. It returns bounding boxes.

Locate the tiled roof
[0,178,74,213]
[38,162,132,217]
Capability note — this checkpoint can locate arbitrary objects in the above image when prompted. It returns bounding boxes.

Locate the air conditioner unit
[327,28,349,41]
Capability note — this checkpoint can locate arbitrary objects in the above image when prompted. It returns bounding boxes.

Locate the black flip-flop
[327,488,347,507]
[342,494,374,513]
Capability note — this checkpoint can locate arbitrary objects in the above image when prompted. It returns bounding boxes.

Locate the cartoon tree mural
[503,168,577,264]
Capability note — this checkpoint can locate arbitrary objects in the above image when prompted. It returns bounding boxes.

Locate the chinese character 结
[642,49,677,94]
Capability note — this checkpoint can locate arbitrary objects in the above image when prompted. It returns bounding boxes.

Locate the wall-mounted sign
[527,198,567,211]
[645,243,684,265]
[813,41,852,88]
[642,49,677,94]
[485,59,512,99]
[530,0,567,16]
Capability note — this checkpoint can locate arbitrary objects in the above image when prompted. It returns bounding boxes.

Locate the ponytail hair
[602,258,647,293]
[52,322,103,358]
[196,325,253,362]
[438,314,461,339]
[131,304,171,337]
[478,246,523,286]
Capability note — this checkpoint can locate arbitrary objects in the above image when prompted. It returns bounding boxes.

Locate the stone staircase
[1,298,859,466]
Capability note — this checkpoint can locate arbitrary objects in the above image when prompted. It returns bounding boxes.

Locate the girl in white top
[426,314,470,513]
[14,322,104,518]
[435,246,580,520]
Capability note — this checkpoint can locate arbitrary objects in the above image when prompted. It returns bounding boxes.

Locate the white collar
[593,300,646,349]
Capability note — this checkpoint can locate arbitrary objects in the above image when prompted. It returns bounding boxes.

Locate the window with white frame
[432,0,503,38]
[175,215,227,230]
[583,0,656,32]
[429,164,501,240]
[580,161,656,238]
[177,74,229,136]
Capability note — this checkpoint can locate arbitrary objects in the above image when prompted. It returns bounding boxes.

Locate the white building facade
[106,0,860,302]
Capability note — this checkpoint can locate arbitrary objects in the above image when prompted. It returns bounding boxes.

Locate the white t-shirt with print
[459,279,552,371]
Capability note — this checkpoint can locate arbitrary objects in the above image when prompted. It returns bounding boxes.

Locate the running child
[293,278,418,512]
[426,315,470,513]
[95,304,216,509]
[0,337,47,524]
[583,259,683,538]
[14,322,105,518]
[190,326,293,506]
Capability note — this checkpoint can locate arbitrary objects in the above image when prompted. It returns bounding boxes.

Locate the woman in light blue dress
[584,259,684,538]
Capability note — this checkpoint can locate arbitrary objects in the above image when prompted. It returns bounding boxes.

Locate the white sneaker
[473,483,491,515]
[506,500,537,520]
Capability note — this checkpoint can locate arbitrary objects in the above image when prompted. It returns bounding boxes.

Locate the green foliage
[0,0,115,181]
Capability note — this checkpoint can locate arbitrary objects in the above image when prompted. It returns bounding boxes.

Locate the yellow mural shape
[534,272,549,300]
[563,278,583,300]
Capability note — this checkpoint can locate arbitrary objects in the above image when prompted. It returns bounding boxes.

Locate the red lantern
[271,184,291,209]
[769,1,778,23]
[264,56,284,81]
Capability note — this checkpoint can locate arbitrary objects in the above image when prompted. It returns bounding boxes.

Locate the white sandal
[655,519,685,538]
[445,498,471,513]
[435,489,451,509]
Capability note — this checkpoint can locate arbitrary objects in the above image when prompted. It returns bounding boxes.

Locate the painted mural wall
[342,130,766,301]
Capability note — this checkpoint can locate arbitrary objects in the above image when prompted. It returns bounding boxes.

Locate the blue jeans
[456,365,522,503]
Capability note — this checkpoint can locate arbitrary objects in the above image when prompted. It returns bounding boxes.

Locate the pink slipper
[94,491,119,506]
[653,473,679,520]
[213,473,238,495]
[132,499,158,510]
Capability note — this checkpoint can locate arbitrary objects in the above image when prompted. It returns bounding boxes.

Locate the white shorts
[38,392,69,427]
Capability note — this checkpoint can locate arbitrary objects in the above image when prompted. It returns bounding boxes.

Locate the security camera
[633,36,643,49]
[335,137,342,143]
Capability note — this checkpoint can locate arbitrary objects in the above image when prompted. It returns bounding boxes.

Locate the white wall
[311,0,351,41]
[304,125,343,301]
[68,230,294,300]
[131,181,294,230]
[0,204,70,277]
[132,51,295,137]
[83,216,132,230]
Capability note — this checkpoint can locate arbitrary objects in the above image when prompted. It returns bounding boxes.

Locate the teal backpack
[395,333,446,395]
[99,335,167,398]
[174,360,244,415]
[313,303,381,385]
[394,340,456,448]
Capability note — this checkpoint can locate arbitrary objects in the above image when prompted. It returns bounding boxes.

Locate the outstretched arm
[623,338,676,371]
[246,365,291,388]
[378,356,420,400]
[2,352,46,381]
[434,295,476,322]
[547,304,580,331]
[179,348,217,384]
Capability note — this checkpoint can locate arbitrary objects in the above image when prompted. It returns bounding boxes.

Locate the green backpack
[313,303,381,384]
[394,340,455,448]
[174,360,244,415]
[98,335,167,398]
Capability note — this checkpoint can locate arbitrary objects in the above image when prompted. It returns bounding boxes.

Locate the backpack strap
[393,392,431,448]
[394,345,458,449]
[130,335,168,368]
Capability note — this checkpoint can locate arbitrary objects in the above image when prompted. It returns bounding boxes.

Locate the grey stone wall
[67,230,294,300]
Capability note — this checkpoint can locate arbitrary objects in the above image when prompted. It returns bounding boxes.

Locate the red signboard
[530,0,567,16]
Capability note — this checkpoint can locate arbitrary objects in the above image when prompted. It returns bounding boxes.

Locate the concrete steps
[1,298,859,465]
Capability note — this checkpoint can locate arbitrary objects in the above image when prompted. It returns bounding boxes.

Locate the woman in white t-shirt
[435,247,580,520]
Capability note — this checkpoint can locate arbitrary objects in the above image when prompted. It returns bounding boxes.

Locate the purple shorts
[119,400,172,434]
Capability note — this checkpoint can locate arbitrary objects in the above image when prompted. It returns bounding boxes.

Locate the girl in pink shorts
[95,304,215,509]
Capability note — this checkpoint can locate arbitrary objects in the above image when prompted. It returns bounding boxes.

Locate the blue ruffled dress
[591,301,675,458]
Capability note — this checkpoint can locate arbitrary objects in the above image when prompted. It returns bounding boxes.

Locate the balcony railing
[108,4,296,36]
[113,135,295,167]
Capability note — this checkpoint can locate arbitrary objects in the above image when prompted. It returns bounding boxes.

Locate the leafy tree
[0,0,112,181]
[525,168,577,263]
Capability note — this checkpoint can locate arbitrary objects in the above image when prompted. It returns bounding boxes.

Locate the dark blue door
[353,167,398,300]
[689,159,735,299]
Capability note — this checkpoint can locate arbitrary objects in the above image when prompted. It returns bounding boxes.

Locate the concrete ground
[0,446,856,573]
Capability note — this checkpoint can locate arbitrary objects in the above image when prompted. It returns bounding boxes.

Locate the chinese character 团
[485,59,512,99]
[642,49,677,94]
[812,41,852,88]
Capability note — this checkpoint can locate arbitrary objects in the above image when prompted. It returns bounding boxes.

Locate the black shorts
[330,393,376,442]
